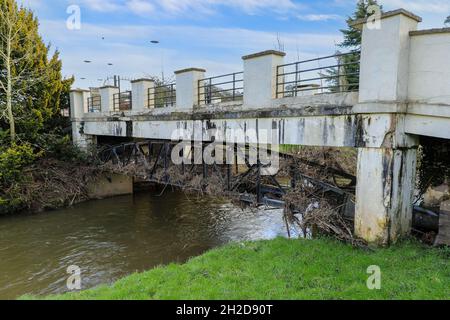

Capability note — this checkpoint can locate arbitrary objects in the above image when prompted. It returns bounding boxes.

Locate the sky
[18,0,450,89]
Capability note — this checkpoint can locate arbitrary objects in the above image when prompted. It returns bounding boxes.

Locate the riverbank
[30,237,449,300]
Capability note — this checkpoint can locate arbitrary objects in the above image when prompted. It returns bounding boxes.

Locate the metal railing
[198,72,243,105]
[148,83,176,108]
[276,51,361,98]
[113,91,132,111]
[87,96,101,113]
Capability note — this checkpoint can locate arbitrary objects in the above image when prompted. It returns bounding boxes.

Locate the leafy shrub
[0,144,39,185]
[38,134,87,163]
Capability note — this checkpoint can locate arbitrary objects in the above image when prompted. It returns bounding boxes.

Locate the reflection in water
[0,191,299,299]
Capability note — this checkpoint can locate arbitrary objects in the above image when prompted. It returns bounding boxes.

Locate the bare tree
[0,2,37,143]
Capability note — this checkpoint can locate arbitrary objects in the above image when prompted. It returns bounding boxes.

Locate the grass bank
[31,238,449,300]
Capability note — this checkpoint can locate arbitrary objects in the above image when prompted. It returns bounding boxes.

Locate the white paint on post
[175,68,205,109]
[99,86,119,113]
[131,79,154,110]
[358,12,419,103]
[69,89,90,119]
[243,50,285,108]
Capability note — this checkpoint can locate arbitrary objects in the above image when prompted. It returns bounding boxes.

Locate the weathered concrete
[355,147,417,244]
[175,68,205,109]
[99,86,119,113]
[353,10,422,244]
[131,79,154,110]
[243,50,285,108]
[87,173,134,199]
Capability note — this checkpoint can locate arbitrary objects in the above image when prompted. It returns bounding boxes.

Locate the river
[0,190,298,299]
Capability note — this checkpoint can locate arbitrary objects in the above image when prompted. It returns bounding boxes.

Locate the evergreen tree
[0,0,66,145]
[339,0,383,51]
[326,0,383,92]
[445,16,450,25]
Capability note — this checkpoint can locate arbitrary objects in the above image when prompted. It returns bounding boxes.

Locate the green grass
[26,238,449,300]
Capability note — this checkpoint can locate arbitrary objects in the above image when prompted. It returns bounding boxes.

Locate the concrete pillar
[356,9,421,104]
[71,121,97,152]
[355,147,417,244]
[175,68,205,109]
[242,50,285,108]
[131,78,154,110]
[353,9,422,244]
[69,89,90,119]
[69,89,97,151]
[99,85,119,112]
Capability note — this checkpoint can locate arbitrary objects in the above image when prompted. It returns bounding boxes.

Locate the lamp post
[151,40,164,83]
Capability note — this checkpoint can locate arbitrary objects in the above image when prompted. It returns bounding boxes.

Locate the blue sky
[19,0,450,88]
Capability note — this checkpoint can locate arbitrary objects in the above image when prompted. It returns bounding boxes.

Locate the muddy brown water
[0,191,298,299]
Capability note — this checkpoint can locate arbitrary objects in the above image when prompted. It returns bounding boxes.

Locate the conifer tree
[339,0,383,51]
[326,0,383,92]
[0,0,65,145]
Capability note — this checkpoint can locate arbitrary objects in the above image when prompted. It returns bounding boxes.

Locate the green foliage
[32,238,449,300]
[445,16,450,25]
[325,1,382,92]
[38,134,87,163]
[339,0,383,50]
[0,0,68,143]
[0,143,37,184]
[0,1,79,214]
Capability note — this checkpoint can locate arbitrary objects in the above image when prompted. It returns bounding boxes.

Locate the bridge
[70,9,450,245]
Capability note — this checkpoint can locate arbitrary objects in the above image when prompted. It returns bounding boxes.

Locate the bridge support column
[356,147,417,244]
[131,78,154,110]
[175,68,205,109]
[99,85,119,112]
[70,89,97,152]
[353,9,422,244]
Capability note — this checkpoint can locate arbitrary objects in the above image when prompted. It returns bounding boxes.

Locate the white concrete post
[357,9,421,105]
[69,89,96,151]
[69,89,90,119]
[99,85,119,112]
[131,78,154,110]
[242,50,285,108]
[175,68,206,109]
[353,9,422,244]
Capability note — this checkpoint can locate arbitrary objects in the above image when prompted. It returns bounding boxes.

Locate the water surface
[0,191,297,299]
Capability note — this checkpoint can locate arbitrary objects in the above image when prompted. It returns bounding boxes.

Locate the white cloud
[382,0,450,14]
[78,0,122,12]
[127,0,155,15]
[297,14,342,21]
[39,19,341,87]
[67,0,301,16]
